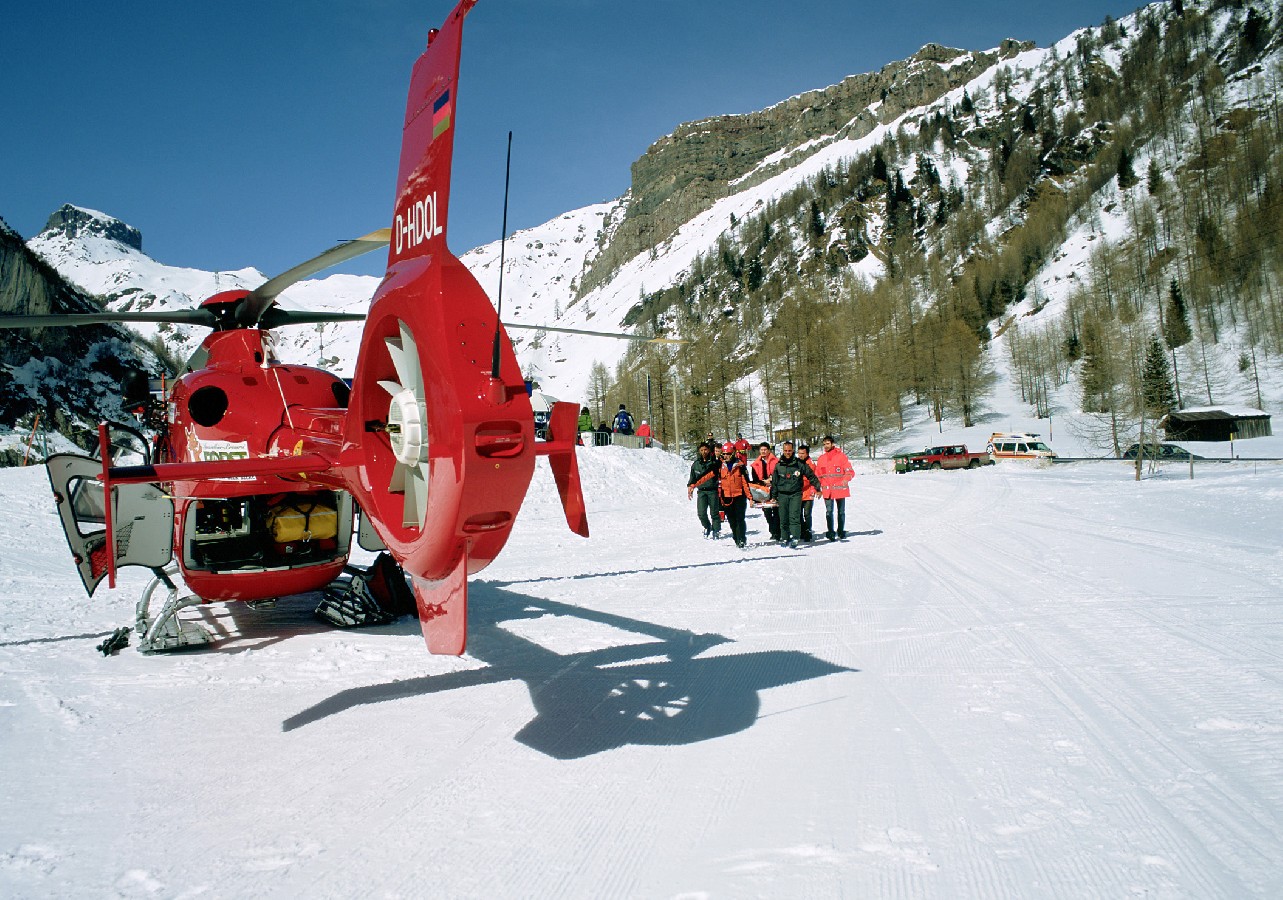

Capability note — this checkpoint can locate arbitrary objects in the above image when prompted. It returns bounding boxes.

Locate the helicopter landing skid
[136,567,211,653]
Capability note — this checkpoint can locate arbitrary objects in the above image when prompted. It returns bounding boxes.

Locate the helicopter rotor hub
[385,388,426,466]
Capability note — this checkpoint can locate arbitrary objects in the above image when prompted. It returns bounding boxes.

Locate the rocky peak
[40,204,143,252]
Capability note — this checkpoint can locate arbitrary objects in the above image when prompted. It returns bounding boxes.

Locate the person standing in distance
[612,404,635,435]
[814,434,854,540]
[686,442,722,539]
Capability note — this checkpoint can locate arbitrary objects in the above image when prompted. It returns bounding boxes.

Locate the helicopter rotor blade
[501,322,685,343]
[0,309,219,329]
[239,228,392,326]
[255,309,368,329]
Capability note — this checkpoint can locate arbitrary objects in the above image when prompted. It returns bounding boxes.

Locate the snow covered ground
[2,447,1282,898]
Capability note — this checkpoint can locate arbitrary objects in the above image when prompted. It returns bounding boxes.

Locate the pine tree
[1141,335,1177,419]
[872,149,889,183]
[809,201,824,240]
[587,361,614,424]
[1147,158,1164,195]
[1162,279,1192,349]
[1117,147,1138,190]
[1241,7,1269,61]
[1079,318,1117,413]
[1064,332,1082,362]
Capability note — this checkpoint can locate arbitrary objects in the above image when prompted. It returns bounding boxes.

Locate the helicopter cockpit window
[98,422,152,466]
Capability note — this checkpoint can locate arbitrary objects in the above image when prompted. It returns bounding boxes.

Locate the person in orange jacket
[813,435,854,540]
[747,441,781,542]
[797,443,821,542]
[715,442,752,549]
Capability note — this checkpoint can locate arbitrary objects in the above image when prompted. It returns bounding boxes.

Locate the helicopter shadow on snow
[179,596,335,654]
[282,581,854,760]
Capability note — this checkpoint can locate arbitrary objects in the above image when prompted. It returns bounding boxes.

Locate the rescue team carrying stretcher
[687,435,854,549]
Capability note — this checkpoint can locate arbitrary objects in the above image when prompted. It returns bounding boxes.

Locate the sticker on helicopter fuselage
[193,437,250,462]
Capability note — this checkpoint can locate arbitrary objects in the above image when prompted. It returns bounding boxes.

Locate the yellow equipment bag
[266,500,338,543]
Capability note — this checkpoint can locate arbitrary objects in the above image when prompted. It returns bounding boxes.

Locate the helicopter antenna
[490,130,513,380]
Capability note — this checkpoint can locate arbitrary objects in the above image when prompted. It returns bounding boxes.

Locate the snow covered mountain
[25,205,377,373]
[17,0,1283,456]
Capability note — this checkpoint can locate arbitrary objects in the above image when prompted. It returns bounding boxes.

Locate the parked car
[988,432,1057,460]
[1122,442,1203,460]
[896,444,994,472]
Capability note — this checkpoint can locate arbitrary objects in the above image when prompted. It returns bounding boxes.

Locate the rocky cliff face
[0,219,102,320]
[41,204,144,252]
[577,40,1032,297]
[0,218,145,442]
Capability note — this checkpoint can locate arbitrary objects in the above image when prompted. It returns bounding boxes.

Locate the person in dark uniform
[686,442,722,538]
[770,441,821,549]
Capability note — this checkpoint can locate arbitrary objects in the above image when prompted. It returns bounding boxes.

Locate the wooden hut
[1159,407,1272,442]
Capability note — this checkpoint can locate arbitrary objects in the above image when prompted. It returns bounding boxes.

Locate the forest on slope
[596,0,1283,457]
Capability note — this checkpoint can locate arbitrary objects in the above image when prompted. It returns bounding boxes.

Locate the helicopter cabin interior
[183,490,354,573]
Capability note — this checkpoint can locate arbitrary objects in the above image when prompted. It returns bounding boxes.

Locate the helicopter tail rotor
[378,319,431,529]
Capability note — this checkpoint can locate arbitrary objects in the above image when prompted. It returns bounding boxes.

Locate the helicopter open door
[47,453,175,597]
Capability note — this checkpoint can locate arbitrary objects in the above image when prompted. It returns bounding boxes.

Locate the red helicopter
[2,0,604,655]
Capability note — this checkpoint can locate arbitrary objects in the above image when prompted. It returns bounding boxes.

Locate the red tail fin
[388,0,478,265]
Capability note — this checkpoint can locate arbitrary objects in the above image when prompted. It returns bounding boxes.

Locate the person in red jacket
[636,420,653,448]
[747,441,781,542]
[716,442,752,549]
[814,435,854,540]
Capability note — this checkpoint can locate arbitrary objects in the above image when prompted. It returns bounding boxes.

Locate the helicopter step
[136,566,211,653]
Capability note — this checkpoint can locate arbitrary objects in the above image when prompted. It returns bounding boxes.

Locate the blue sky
[1,0,1137,279]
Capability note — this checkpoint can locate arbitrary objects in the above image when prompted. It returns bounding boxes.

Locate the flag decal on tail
[432,90,452,139]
